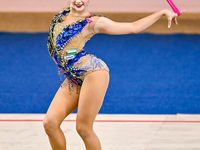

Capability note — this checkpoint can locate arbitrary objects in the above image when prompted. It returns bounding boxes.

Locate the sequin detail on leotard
[47,8,109,93]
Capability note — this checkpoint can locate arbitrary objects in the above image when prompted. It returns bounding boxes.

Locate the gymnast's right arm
[94,9,179,35]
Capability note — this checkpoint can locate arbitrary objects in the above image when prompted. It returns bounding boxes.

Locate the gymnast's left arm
[94,9,183,35]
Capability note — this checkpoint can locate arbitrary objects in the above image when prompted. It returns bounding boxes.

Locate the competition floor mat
[0,114,200,150]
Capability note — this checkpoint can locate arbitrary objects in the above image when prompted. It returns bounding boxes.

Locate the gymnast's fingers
[168,19,172,28]
[173,17,178,25]
[180,10,186,14]
[173,10,185,25]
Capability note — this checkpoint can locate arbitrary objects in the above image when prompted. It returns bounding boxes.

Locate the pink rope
[166,0,181,16]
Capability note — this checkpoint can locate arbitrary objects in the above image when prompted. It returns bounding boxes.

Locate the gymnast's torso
[47,8,109,87]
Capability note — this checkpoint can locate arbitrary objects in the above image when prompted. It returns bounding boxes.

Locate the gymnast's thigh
[76,70,109,126]
[44,80,80,127]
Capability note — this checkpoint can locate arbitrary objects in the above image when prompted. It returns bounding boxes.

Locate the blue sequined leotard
[47,8,109,93]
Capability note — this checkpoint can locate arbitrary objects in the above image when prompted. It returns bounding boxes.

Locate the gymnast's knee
[43,117,58,135]
[76,122,93,139]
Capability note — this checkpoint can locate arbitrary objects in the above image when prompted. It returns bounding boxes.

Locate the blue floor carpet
[0,32,200,114]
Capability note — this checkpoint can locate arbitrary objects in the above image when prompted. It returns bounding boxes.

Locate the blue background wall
[0,32,199,114]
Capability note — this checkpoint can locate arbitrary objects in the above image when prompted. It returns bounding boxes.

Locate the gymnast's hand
[164,9,185,28]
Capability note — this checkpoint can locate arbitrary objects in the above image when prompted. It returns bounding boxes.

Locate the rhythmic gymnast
[43,0,184,149]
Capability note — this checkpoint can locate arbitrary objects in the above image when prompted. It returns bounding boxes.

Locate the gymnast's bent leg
[76,70,109,150]
[43,80,79,150]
